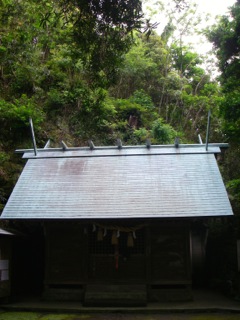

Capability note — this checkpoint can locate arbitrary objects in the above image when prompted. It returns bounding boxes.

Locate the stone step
[84,284,147,307]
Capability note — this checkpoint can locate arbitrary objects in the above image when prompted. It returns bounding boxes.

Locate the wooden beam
[174,137,180,148]
[88,140,95,150]
[205,110,211,151]
[146,139,151,149]
[61,141,68,151]
[15,142,229,155]
[198,134,203,145]
[116,139,122,149]
[44,140,51,149]
[29,118,37,156]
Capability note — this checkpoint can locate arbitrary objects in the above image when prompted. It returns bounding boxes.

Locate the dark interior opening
[11,224,45,298]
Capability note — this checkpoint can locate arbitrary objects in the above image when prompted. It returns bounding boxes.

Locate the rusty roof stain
[1,145,233,219]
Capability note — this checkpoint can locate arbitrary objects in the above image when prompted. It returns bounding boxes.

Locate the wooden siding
[0,238,12,298]
[150,224,191,284]
[44,221,192,302]
[45,224,87,285]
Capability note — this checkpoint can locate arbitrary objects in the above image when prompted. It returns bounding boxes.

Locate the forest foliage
[0,0,239,213]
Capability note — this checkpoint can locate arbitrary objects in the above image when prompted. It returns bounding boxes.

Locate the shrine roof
[1,142,233,219]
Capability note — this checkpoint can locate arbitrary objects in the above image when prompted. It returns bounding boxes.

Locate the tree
[207,0,240,140]
[57,0,143,86]
[207,0,240,214]
[110,31,222,141]
[0,0,144,211]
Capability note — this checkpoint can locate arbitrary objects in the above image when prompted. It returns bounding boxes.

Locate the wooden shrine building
[1,138,233,306]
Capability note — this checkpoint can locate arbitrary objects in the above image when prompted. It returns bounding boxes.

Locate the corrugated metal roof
[1,147,233,219]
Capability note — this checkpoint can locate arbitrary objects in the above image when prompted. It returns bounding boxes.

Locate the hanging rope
[94,223,146,233]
